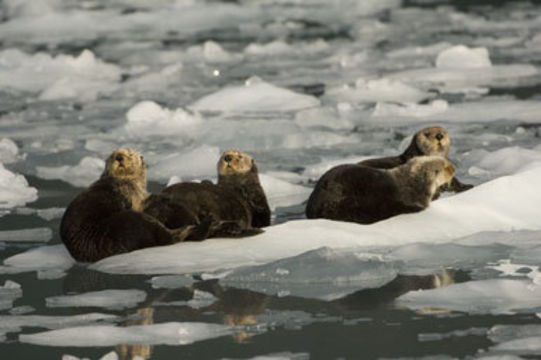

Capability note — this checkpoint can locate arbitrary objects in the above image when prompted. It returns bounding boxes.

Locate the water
[1,0,541,359]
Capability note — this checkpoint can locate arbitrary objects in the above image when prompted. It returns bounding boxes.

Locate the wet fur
[306,157,454,224]
[359,127,472,197]
[60,149,189,263]
[144,151,270,239]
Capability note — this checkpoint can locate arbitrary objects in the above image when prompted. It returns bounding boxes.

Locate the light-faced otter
[360,126,472,197]
[60,149,194,262]
[144,150,271,239]
[306,156,455,224]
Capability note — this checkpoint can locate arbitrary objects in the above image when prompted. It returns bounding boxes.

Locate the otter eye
[424,132,431,138]
[435,170,440,174]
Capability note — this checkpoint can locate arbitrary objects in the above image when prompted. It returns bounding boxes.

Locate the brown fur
[359,126,472,197]
[306,156,455,224]
[60,149,193,263]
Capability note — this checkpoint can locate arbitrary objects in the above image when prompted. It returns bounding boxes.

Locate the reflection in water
[117,307,155,360]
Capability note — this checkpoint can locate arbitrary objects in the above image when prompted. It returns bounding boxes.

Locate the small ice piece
[0,280,23,311]
[36,207,65,221]
[0,163,38,209]
[2,244,75,274]
[36,156,104,188]
[151,275,194,289]
[222,352,310,360]
[9,305,35,315]
[99,352,118,360]
[0,313,119,334]
[325,78,431,105]
[466,146,541,180]
[46,289,147,310]
[0,228,52,242]
[488,324,541,344]
[436,45,492,69]
[259,174,312,210]
[222,247,399,300]
[186,40,239,63]
[0,138,21,164]
[190,77,320,113]
[490,336,541,354]
[37,269,67,280]
[19,322,234,347]
[372,99,448,118]
[124,101,202,137]
[244,39,328,56]
[159,290,217,309]
[148,145,220,181]
[397,279,541,314]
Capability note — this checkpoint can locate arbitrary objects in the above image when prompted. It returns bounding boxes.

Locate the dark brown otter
[144,150,271,239]
[359,126,472,197]
[306,156,455,224]
[60,149,194,263]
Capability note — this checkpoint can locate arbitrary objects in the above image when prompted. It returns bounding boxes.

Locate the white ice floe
[397,279,541,314]
[466,146,541,180]
[1,244,75,274]
[294,107,354,130]
[186,40,240,63]
[0,163,38,209]
[148,145,220,182]
[15,207,65,221]
[36,156,104,188]
[244,39,328,57]
[259,174,312,210]
[124,100,202,137]
[222,353,310,360]
[0,313,119,334]
[190,77,320,113]
[325,78,431,105]
[0,227,52,242]
[0,138,22,164]
[46,289,147,310]
[92,165,541,275]
[0,48,121,101]
[0,280,22,311]
[435,45,492,69]
[157,290,217,309]
[150,275,194,289]
[372,99,448,118]
[490,336,541,355]
[20,322,234,347]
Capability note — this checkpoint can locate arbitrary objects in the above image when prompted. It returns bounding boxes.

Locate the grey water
[2,0,541,359]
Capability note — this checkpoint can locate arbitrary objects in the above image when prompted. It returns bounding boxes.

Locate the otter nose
[115,154,124,162]
[435,133,444,141]
[224,155,232,163]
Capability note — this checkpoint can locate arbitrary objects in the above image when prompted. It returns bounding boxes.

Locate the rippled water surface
[1,0,541,359]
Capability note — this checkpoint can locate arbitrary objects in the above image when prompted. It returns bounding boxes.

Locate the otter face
[104,148,146,181]
[217,150,254,177]
[415,126,450,157]
[411,156,455,189]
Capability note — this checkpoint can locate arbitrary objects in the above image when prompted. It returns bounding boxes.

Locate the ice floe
[124,100,202,137]
[465,146,541,180]
[435,45,492,69]
[149,145,220,182]
[92,165,541,275]
[0,313,119,334]
[222,353,310,360]
[156,290,217,309]
[0,49,121,101]
[15,207,65,221]
[0,138,22,164]
[244,39,329,57]
[36,156,104,188]
[396,279,541,314]
[0,163,37,209]
[259,174,312,210]
[0,280,22,311]
[190,77,320,114]
[1,244,75,274]
[20,322,234,347]
[0,227,52,242]
[46,289,147,310]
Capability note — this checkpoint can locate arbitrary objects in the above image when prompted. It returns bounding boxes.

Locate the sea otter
[359,126,472,197]
[306,156,455,224]
[60,149,194,262]
[144,150,271,239]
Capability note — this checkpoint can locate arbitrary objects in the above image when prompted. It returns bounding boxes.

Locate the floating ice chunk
[397,279,541,314]
[190,77,320,113]
[244,39,328,56]
[0,313,119,334]
[467,146,541,180]
[16,207,65,221]
[372,100,448,118]
[387,42,453,59]
[490,336,541,354]
[99,352,118,360]
[151,275,194,289]
[186,41,239,63]
[148,145,220,181]
[9,305,35,315]
[159,290,217,309]
[436,45,492,69]
[0,49,120,101]
[259,174,312,210]
[325,78,431,105]
[92,165,541,275]
[0,228,52,242]
[2,244,75,274]
[222,353,310,360]
[0,138,21,164]
[124,101,202,137]
[36,156,104,188]
[488,324,541,344]
[0,280,22,311]
[20,322,234,347]
[222,247,399,300]
[0,163,37,209]
[46,289,147,310]
[294,107,354,130]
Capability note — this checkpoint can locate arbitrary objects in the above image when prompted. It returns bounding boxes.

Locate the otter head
[217,150,256,179]
[103,148,146,184]
[413,126,450,157]
[410,155,455,193]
